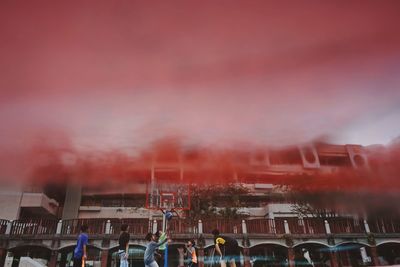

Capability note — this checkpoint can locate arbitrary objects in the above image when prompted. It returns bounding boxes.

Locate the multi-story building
[0,142,399,267]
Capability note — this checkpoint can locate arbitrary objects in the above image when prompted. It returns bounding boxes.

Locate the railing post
[5,220,12,235]
[370,246,380,266]
[288,247,295,267]
[284,220,290,234]
[105,220,111,234]
[177,247,185,267]
[324,220,331,234]
[152,219,158,233]
[242,220,247,234]
[363,219,370,234]
[56,220,62,235]
[198,220,203,234]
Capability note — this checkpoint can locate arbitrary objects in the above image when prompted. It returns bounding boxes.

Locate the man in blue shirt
[73,225,89,267]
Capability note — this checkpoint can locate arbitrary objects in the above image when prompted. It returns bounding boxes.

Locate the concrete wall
[0,191,23,220]
[78,206,153,219]
[62,185,82,220]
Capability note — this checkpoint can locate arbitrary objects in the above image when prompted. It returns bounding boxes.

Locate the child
[185,239,197,267]
[118,224,130,267]
[73,225,88,267]
[144,232,169,267]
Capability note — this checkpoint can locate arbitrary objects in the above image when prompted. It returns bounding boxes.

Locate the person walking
[73,225,88,267]
[118,224,130,267]
[212,229,240,267]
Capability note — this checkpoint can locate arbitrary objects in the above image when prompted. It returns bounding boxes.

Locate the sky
[1,1,400,156]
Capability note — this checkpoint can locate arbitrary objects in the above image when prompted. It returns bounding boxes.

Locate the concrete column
[242,247,251,267]
[153,219,158,233]
[105,220,111,234]
[5,220,12,235]
[149,218,153,232]
[287,247,295,267]
[324,220,331,234]
[369,246,380,266]
[242,220,247,234]
[329,251,339,267]
[48,251,58,267]
[177,247,185,267]
[284,220,290,234]
[56,220,62,234]
[197,247,205,267]
[198,220,203,234]
[62,185,82,220]
[101,249,109,267]
[364,219,371,234]
[0,248,7,267]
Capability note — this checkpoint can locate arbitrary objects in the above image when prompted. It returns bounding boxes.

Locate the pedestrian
[118,224,130,267]
[144,232,169,267]
[212,229,240,267]
[73,225,88,267]
[185,239,197,267]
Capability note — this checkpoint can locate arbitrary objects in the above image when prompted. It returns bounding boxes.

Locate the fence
[10,219,58,235]
[0,217,399,236]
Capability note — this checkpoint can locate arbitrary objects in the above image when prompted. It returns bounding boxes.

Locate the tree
[185,183,249,221]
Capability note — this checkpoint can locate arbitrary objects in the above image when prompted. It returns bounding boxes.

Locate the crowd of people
[71,225,240,267]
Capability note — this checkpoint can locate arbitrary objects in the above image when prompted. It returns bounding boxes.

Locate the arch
[204,244,244,267]
[57,244,102,267]
[7,245,52,267]
[58,243,103,251]
[108,243,146,251]
[334,242,372,267]
[8,243,53,251]
[335,241,371,248]
[376,242,400,266]
[376,240,400,246]
[293,242,331,267]
[293,241,330,248]
[250,243,288,267]
[108,244,146,267]
[250,242,288,248]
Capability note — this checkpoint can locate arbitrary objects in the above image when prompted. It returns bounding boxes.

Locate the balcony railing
[0,217,399,237]
[10,219,57,235]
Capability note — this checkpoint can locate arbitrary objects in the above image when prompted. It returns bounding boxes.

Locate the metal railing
[0,219,8,234]
[109,218,151,235]
[328,218,365,234]
[246,219,277,234]
[10,219,57,235]
[0,217,399,237]
[202,219,243,234]
[61,219,106,235]
[368,218,400,234]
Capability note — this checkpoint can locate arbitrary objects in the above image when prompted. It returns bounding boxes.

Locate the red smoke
[0,1,400,197]
[2,136,397,193]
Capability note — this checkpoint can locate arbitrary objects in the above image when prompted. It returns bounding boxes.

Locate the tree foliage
[185,183,249,221]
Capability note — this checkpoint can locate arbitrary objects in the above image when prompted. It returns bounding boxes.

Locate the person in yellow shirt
[212,229,240,267]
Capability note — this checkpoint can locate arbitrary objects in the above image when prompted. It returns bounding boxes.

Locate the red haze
[0,1,400,188]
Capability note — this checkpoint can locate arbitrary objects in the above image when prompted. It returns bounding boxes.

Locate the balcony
[20,193,59,217]
[1,217,399,237]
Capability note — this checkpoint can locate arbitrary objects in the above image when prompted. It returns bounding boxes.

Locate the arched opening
[108,245,146,267]
[249,244,287,267]
[294,243,330,267]
[7,245,51,267]
[205,245,244,267]
[108,244,187,267]
[335,243,372,267]
[377,242,400,265]
[57,245,101,266]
